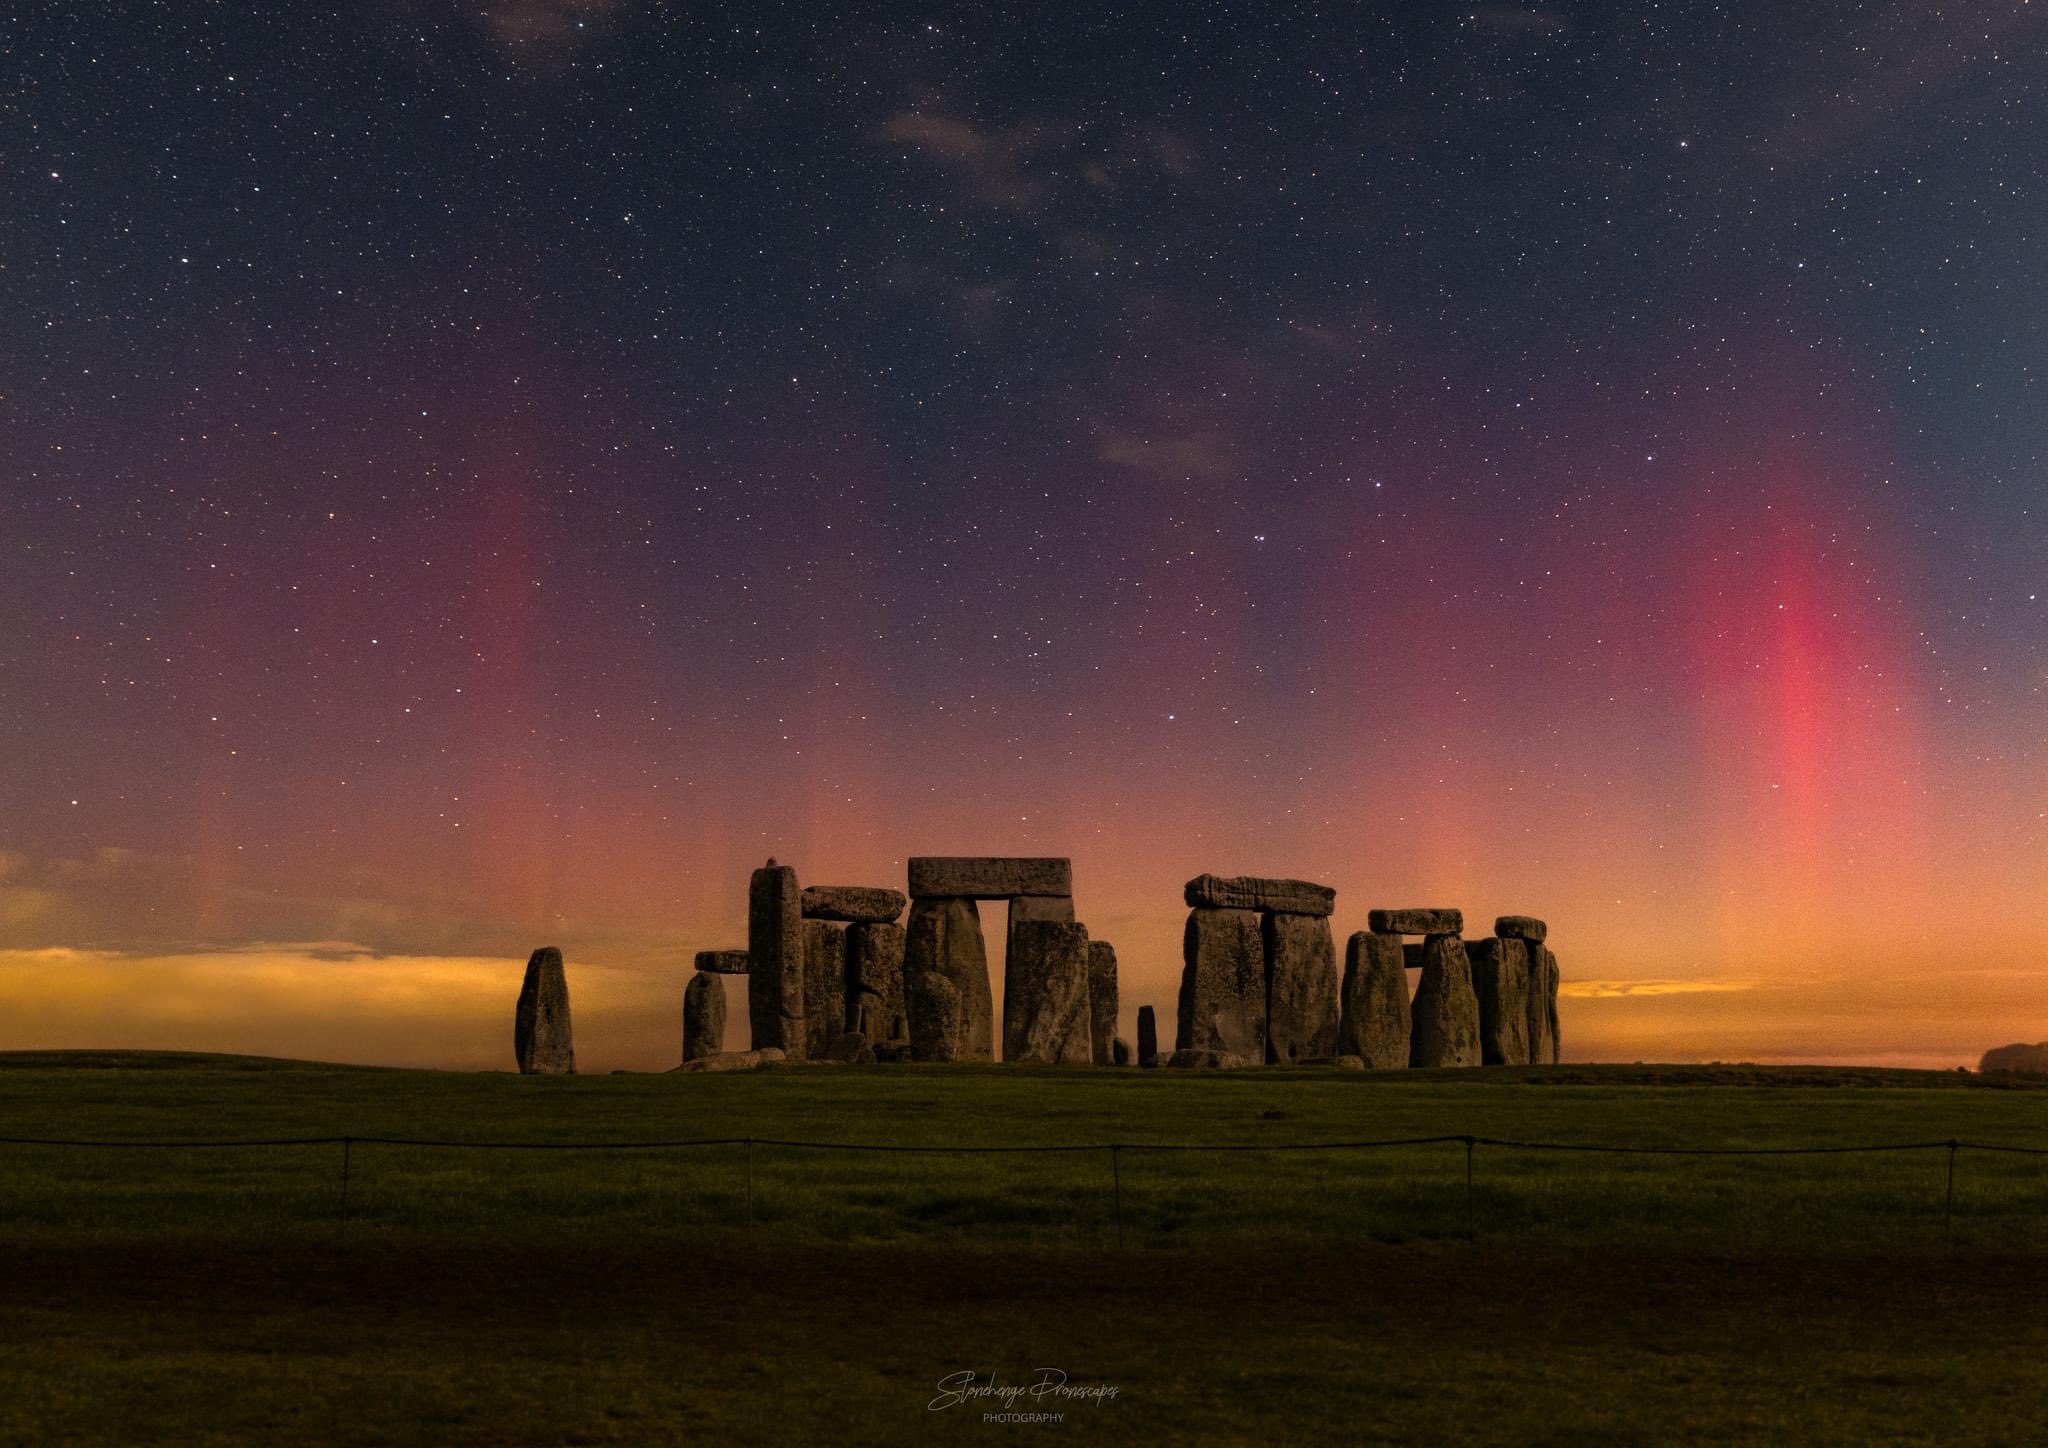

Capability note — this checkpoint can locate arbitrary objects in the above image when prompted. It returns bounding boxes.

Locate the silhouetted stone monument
[1177,907,1267,1060]
[683,970,725,1062]
[1409,932,1481,1068]
[514,946,575,1075]
[1470,936,1531,1066]
[905,897,991,1061]
[748,859,805,1058]
[1264,911,1339,1062]
[1137,1004,1159,1066]
[1087,941,1119,1066]
[1337,931,1410,1068]
[1003,920,1093,1064]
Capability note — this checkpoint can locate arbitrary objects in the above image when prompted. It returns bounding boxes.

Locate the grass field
[3,1053,2047,1444]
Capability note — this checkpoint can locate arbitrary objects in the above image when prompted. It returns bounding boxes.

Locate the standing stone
[1264,912,1340,1063]
[1469,937,1531,1066]
[1176,908,1266,1060]
[908,973,965,1062]
[847,921,907,1048]
[908,857,1072,899]
[800,886,907,923]
[1338,931,1410,1069]
[1003,920,1093,1065]
[1542,947,1561,1064]
[748,860,806,1059]
[1006,894,1076,994]
[904,896,993,1061]
[683,970,725,1063]
[1410,934,1481,1068]
[801,920,850,1061]
[514,946,576,1074]
[1137,1005,1159,1066]
[1086,941,1119,1066]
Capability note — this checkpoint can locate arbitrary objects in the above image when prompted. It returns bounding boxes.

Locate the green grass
[3,1053,2048,1444]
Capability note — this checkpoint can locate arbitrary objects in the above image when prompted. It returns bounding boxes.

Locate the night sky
[4,1,2043,1070]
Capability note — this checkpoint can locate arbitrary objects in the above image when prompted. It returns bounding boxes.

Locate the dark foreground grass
[3,1054,2048,1444]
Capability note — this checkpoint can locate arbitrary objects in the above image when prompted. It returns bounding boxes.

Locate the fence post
[1111,1145,1124,1251]
[337,1136,352,1244]
[1464,1136,1477,1244]
[1944,1140,1958,1252]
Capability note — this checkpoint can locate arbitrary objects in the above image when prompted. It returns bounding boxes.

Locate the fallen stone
[1469,937,1532,1066]
[1494,915,1547,942]
[1338,931,1411,1069]
[674,1047,786,1073]
[826,1031,876,1065]
[908,857,1072,899]
[1182,874,1336,916]
[801,920,850,1061]
[1112,1037,1132,1066]
[1168,1048,1259,1069]
[1410,934,1481,1068]
[800,885,907,924]
[1003,920,1094,1065]
[1137,1004,1158,1066]
[682,970,726,1063]
[693,949,749,975]
[1369,908,1464,936]
[904,897,992,1061]
[748,860,806,1059]
[515,946,576,1075]
[1264,912,1340,1063]
[1087,940,1119,1066]
[847,920,907,1048]
[1177,908,1267,1060]
[1981,1042,2048,1075]
[1300,1055,1368,1071]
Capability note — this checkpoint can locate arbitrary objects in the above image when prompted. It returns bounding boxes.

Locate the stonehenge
[514,946,576,1074]
[527,852,1562,1076]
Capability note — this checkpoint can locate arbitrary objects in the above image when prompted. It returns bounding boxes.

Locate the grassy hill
[1,1054,2045,1443]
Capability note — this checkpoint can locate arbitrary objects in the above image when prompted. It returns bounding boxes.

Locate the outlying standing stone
[1003,920,1093,1065]
[1137,1005,1158,1066]
[1087,941,1119,1066]
[801,920,850,1061]
[1182,874,1336,916]
[1369,908,1464,937]
[682,970,725,1063]
[847,920,907,1049]
[1338,931,1410,1069]
[694,949,749,975]
[908,857,1072,899]
[1469,936,1531,1066]
[1176,907,1266,1061]
[800,885,907,923]
[748,860,806,1059]
[904,896,993,1061]
[1263,912,1340,1063]
[1409,934,1481,1068]
[514,946,576,1075]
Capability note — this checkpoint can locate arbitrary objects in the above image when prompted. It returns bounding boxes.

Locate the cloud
[1563,978,1762,999]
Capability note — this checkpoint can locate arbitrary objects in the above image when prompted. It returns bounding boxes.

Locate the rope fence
[3,1133,2044,1250]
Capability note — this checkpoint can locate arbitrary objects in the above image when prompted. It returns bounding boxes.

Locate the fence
[3,1132,2046,1251]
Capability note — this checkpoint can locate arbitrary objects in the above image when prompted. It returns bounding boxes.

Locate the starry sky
[3,1,2043,1071]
